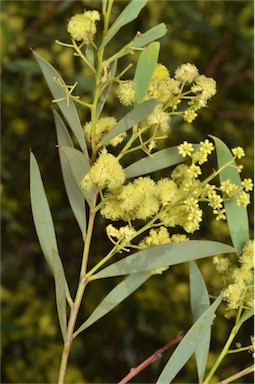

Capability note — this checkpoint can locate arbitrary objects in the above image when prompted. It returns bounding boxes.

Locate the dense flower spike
[151,64,170,81]
[84,117,126,147]
[96,135,252,238]
[116,80,135,106]
[157,179,179,206]
[81,149,125,191]
[67,10,100,43]
[191,75,217,99]
[178,141,194,157]
[236,191,250,207]
[101,177,160,221]
[116,62,216,131]
[139,226,170,249]
[146,105,170,132]
[106,224,136,247]
[220,180,239,197]
[222,240,254,311]
[174,63,199,83]
[231,146,245,159]
[241,178,254,192]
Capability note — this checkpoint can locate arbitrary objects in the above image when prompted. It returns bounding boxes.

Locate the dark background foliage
[1,1,254,383]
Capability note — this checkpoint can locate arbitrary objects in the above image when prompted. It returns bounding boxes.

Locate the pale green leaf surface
[239,309,254,327]
[100,99,160,146]
[109,24,167,61]
[85,44,94,69]
[96,60,117,118]
[124,145,199,179]
[93,241,235,279]
[100,0,148,49]
[132,23,167,48]
[54,111,86,233]
[156,295,222,383]
[134,42,160,102]
[61,146,95,208]
[75,271,151,336]
[52,248,67,342]
[54,110,74,148]
[30,151,58,272]
[211,136,249,251]
[33,50,87,155]
[189,261,210,382]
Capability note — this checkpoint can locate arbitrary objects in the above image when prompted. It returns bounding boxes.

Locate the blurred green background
[1,0,254,383]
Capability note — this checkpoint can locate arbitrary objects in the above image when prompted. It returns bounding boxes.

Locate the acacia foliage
[1,1,253,382]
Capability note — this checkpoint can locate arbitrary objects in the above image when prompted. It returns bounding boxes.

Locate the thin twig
[216,364,254,384]
[118,331,184,384]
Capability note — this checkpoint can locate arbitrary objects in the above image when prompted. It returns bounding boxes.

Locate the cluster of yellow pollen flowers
[81,138,252,251]
[214,240,254,315]
[67,10,100,43]
[116,63,217,128]
[84,117,126,148]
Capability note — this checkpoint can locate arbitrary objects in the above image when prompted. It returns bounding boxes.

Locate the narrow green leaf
[108,24,167,62]
[85,44,94,69]
[32,50,88,155]
[60,146,95,208]
[75,271,151,336]
[30,151,58,272]
[124,145,199,179]
[93,241,236,279]
[96,60,117,118]
[189,261,210,382]
[134,42,160,102]
[100,0,148,49]
[156,295,222,383]
[100,99,160,146]
[239,308,254,327]
[211,136,249,251]
[132,24,167,49]
[54,109,74,148]
[52,248,67,342]
[54,111,86,233]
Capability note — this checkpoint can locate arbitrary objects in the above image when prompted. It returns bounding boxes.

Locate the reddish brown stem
[118,331,184,384]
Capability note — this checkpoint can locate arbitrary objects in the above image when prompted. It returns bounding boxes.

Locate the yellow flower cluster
[179,139,214,164]
[178,140,253,215]
[139,226,170,249]
[67,10,100,43]
[146,105,170,132]
[115,63,217,155]
[117,63,180,110]
[106,224,136,247]
[232,146,245,159]
[191,75,217,99]
[220,180,239,197]
[116,80,135,106]
[139,227,190,250]
[175,63,199,84]
[242,178,254,192]
[84,117,126,147]
[222,240,254,312]
[101,177,160,221]
[99,155,208,233]
[117,63,215,111]
[82,134,251,249]
[80,149,125,191]
[219,176,253,208]
[137,227,189,275]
